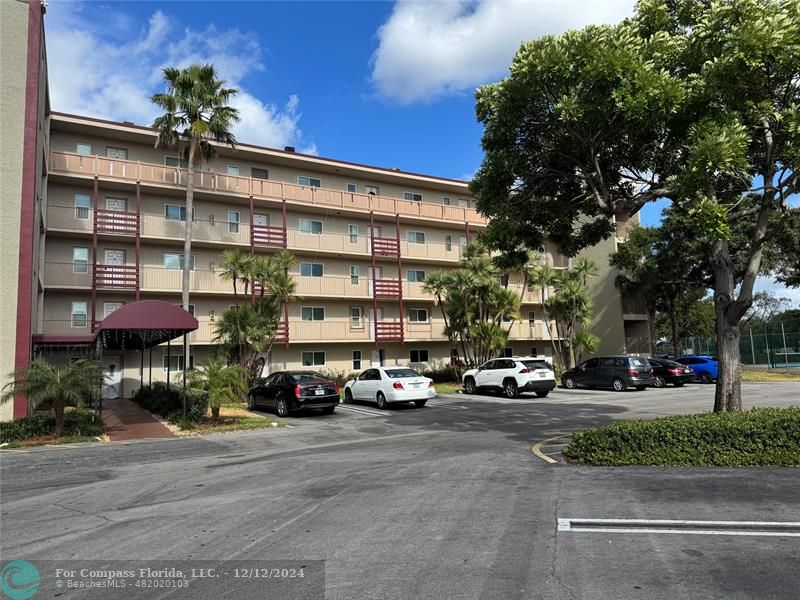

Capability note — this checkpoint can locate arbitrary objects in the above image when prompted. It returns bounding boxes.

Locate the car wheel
[414,400,427,408]
[700,372,713,384]
[276,396,290,418]
[535,390,549,398]
[563,376,577,389]
[674,381,685,387]
[321,406,335,415]
[635,385,648,391]
[344,389,354,404]
[503,380,519,399]
[247,393,256,409]
[653,375,666,388]
[376,392,389,410]
[612,377,626,392]
[464,377,476,394]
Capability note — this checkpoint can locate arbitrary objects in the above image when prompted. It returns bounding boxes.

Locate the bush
[319,369,360,387]
[420,365,460,383]
[562,407,800,466]
[1,410,105,443]
[133,383,209,424]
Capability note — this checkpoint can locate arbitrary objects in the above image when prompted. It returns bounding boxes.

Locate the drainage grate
[557,518,800,537]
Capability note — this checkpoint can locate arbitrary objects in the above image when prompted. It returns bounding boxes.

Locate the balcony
[252,224,286,248]
[95,208,138,235]
[622,297,649,320]
[373,279,402,299]
[94,264,139,289]
[371,236,400,257]
[50,150,488,226]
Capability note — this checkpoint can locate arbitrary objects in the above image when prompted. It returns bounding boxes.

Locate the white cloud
[754,277,800,308]
[44,3,314,150]
[371,0,634,103]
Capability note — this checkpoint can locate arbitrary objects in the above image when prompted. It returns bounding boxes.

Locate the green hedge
[0,410,105,443]
[562,407,800,466]
[133,382,209,424]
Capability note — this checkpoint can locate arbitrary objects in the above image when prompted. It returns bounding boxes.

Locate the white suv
[462,357,556,398]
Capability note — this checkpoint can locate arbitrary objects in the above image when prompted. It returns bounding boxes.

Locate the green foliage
[319,369,361,387]
[543,263,599,368]
[187,357,248,420]
[563,408,800,466]
[420,365,461,384]
[133,382,209,424]
[1,410,104,443]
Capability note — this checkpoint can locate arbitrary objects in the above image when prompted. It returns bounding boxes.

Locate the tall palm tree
[219,249,253,308]
[187,356,248,422]
[529,264,562,367]
[1,359,102,436]
[152,64,240,382]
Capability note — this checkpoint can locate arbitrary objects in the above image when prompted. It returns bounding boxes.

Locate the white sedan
[344,367,436,409]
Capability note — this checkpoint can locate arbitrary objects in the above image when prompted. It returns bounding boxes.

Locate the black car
[561,356,656,391]
[647,358,694,388]
[246,370,339,417]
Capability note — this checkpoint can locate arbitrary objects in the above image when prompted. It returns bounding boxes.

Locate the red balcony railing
[252,224,287,248]
[95,208,139,235]
[373,279,402,298]
[273,321,289,346]
[375,322,404,342]
[371,236,400,256]
[94,264,139,289]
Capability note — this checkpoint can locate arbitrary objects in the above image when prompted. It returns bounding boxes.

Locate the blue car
[676,355,718,384]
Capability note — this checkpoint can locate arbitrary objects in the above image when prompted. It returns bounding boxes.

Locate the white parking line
[557,518,800,537]
[338,405,390,417]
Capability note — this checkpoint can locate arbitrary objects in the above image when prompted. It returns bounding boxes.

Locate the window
[251,167,269,179]
[299,219,323,234]
[74,194,91,220]
[164,253,195,270]
[352,351,362,370]
[450,348,460,363]
[528,311,536,326]
[106,147,127,159]
[350,266,360,285]
[365,185,379,196]
[163,354,195,372]
[530,347,539,357]
[228,211,240,234]
[71,301,88,328]
[409,308,428,323]
[301,351,326,367]
[499,348,513,358]
[298,176,321,187]
[459,235,468,246]
[164,204,192,221]
[73,247,89,273]
[351,307,364,328]
[226,165,239,176]
[404,192,423,202]
[407,269,426,283]
[300,262,324,277]
[407,231,426,244]
[409,349,429,363]
[164,156,189,168]
[458,199,469,208]
[301,306,325,321]
[346,183,357,193]
[75,143,92,155]
[442,197,451,206]
[444,235,452,251]
[349,224,359,244]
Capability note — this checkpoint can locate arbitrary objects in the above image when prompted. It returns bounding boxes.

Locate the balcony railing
[94,264,139,289]
[252,224,286,248]
[50,150,488,225]
[372,236,400,256]
[373,279,402,298]
[622,297,649,316]
[95,208,138,235]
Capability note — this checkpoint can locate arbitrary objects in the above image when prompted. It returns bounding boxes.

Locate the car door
[594,357,616,387]
[575,359,598,385]
[495,359,517,387]
[264,373,286,407]
[356,369,376,399]
[474,360,496,388]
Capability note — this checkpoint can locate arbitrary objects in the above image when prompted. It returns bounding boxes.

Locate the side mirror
[578,365,585,371]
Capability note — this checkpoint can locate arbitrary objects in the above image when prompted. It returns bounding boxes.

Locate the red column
[249,195,255,305]
[281,199,288,248]
[90,176,99,331]
[135,181,141,301]
[395,214,405,344]
[370,211,379,346]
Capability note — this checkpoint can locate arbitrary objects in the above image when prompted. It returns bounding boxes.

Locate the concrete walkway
[101,398,175,441]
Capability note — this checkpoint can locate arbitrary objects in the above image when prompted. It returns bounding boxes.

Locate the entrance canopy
[95,300,198,351]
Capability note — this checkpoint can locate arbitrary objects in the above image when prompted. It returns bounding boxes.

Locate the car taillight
[628,369,639,376]
[393,382,404,390]
[668,368,682,375]
[428,381,434,387]
[519,368,530,374]
[334,382,339,394]
[294,384,302,398]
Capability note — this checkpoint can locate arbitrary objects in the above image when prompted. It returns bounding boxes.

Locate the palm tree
[187,356,248,422]
[152,64,240,382]
[529,264,562,367]
[1,359,102,436]
[219,249,252,308]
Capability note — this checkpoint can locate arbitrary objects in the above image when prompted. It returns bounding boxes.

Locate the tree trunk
[211,404,220,423]
[712,240,743,412]
[670,308,680,358]
[53,398,65,437]
[183,143,196,383]
[647,306,657,356]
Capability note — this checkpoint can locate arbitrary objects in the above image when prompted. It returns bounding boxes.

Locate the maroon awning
[94,300,198,351]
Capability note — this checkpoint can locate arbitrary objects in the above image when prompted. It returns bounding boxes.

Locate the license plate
[411,383,421,388]
[538,372,548,378]
[315,389,325,396]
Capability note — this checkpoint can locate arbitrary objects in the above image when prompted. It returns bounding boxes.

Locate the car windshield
[290,372,327,383]
[630,357,649,368]
[522,360,551,370]
[385,368,421,379]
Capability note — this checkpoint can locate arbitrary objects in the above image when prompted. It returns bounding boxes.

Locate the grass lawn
[434,382,463,395]
[174,404,286,435]
[742,369,800,382]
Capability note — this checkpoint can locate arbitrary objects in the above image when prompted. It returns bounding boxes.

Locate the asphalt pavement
[1,382,798,599]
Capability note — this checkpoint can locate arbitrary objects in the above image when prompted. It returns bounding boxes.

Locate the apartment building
[2,0,648,419]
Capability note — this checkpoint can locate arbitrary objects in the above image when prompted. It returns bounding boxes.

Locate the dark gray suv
[561,356,656,391]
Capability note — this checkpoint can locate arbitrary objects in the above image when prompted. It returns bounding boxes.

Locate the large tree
[152,64,240,384]
[472,0,800,411]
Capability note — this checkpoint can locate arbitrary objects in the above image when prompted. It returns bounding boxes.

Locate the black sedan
[647,358,694,388]
[246,370,339,417]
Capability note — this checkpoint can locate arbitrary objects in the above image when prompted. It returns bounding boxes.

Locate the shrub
[133,383,208,424]
[319,369,360,387]
[420,365,460,383]
[1,410,104,443]
[562,407,800,466]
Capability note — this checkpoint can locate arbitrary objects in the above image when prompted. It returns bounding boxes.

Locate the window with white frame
[406,269,426,283]
[365,185,379,196]
[300,262,324,277]
[350,266,360,285]
[346,183,357,193]
[444,235,453,251]
[348,224,359,244]
[74,194,91,220]
[298,176,321,187]
[163,354,194,372]
[408,308,428,323]
[106,147,128,159]
[251,167,269,179]
[73,247,89,273]
[75,143,92,155]
[409,349,429,363]
[164,253,195,271]
[228,211,240,234]
[406,231,426,244]
[299,219,323,234]
[458,199,469,208]
[227,165,240,176]
[351,307,363,328]
[352,350,362,370]
[442,197,451,205]
[164,204,193,222]
[301,306,325,321]
[164,156,189,168]
[403,192,423,202]
[459,235,468,246]
[301,351,326,366]
[71,301,88,328]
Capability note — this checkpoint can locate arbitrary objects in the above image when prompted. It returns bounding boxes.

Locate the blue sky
[43,0,795,303]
